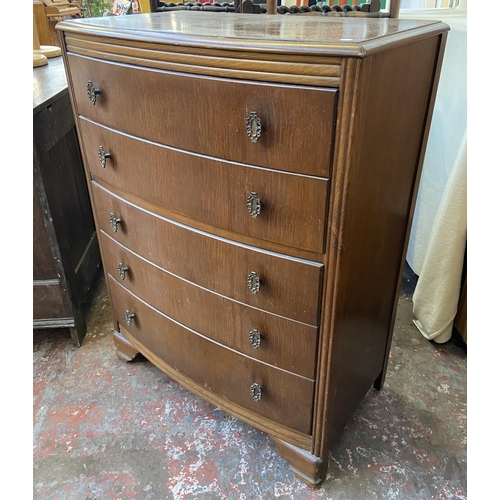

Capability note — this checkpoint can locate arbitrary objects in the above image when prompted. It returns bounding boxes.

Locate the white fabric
[412,133,467,343]
[403,6,467,273]
[398,5,467,343]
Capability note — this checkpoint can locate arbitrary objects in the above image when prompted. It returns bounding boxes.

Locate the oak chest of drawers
[58,12,448,485]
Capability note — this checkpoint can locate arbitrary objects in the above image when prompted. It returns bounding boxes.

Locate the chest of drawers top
[58,12,445,57]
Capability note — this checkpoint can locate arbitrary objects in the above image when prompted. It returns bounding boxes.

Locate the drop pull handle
[87,80,101,105]
[117,263,129,280]
[98,146,111,168]
[245,111,262,143]
[125,310,135,327]
[250,383,262,402]
[109,213,121,232]
[247,271,260,295]
[247,192,261,219]
[248,329,261,349]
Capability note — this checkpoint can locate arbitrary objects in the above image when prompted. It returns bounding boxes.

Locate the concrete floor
[33,267,467,499]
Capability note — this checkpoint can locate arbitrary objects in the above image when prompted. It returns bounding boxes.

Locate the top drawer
[66,54,336,177]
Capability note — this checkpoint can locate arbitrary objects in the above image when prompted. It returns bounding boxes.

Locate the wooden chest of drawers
[58,13,448,485]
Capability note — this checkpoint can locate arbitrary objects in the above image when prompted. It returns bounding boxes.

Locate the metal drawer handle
[248,329,261,349]
[247,271,260,295]
[87,80,101,105]
[245,111,262,143]
[247,192,261,219]
[117,263,129,280]
[125,310,135,327]
[98,146,111,168]
[109,213,121,232]
[250,383,262,402]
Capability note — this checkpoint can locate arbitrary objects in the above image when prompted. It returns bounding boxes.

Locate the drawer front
[109,277,314,434]
[92,182,322,326]
[80,119,329,253]
[100,232,318,379]
[68,54,336,177]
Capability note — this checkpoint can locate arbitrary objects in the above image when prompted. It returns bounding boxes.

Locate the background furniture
[33,12,62,68]
[33,56,101,347]
[151,0,400,15]
[33,0,81,47]
[57,12,448,483]
[33,1,55,47]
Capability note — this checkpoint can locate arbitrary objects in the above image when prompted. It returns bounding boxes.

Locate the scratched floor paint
[33,268,467,499]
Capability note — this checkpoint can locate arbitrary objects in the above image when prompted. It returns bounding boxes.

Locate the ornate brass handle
[250,383,262,402]
[247,192,261,219]
[117,263,129,280]
[98,146,111,168]
[109,213,121,232]
[248,329,261,349]
[245,111,262,143]
[247,271,260,295]
[125,310,135,327]
[87,80,101,105]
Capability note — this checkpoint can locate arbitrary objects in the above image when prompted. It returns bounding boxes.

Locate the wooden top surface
[57,12,449,57]
[33,56,68,114]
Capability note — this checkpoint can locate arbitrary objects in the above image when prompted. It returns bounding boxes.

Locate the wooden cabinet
[33,56,101,347]
[57,13,448,485]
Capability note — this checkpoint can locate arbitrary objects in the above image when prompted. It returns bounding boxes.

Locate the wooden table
[33,56,101,347]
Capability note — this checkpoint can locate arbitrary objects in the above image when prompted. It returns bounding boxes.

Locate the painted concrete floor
[33,267,467,499]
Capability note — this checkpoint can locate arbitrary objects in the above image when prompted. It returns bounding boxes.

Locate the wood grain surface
[33,56,67,113]
[80,118,330,253]
[57,12,448,58]
[65,34,342,87]
[67,54,337,177]
[99,232,319,378]
[109,277,315,434]
[91,182,324,326]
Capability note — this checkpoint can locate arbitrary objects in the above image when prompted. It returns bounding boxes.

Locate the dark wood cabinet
[33,57,101,347]
[57,13,448,484]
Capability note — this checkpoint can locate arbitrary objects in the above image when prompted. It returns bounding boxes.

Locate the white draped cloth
[400,4,467,343]
[412,134,467,343]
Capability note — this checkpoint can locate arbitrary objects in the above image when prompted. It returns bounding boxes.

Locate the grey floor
[33,268,467,499]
